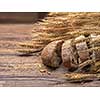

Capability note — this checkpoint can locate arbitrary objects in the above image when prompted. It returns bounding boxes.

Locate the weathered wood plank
[0,24,100,87]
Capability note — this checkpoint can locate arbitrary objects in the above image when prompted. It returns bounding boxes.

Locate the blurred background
[0,12,48,23]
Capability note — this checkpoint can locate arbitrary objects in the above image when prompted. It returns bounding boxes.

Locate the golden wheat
[18,12,100,55]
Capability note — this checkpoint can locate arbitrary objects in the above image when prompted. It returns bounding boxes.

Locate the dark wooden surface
[0,24,100,87]
[0,12,47,23]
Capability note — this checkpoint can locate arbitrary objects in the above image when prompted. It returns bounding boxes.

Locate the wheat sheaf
[18,12,100,82]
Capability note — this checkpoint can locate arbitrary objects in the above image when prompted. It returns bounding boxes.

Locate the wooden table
[0,24,100,87]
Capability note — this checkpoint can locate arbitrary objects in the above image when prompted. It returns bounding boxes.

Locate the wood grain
[0,24,100,87]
